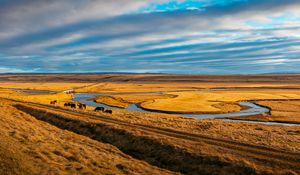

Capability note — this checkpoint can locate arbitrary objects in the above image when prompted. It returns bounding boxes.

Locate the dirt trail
[8,99,300,174]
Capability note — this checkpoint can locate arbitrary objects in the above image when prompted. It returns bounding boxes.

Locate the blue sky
[0,0,300,74]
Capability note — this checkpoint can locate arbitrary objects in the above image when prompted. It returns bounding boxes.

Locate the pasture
[0,74,299,174]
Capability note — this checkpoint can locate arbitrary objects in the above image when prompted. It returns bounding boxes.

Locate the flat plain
[0,74,299,175]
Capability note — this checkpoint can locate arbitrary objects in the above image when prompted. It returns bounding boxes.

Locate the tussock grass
[0,99,173,175]
[16,104,270,175]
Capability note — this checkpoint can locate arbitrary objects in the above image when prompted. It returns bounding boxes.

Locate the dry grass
[231,100,300,124]
[258,100,300,112]
[83,107,300,153]
[77,82,300,114]
[1,76,300,174]
[94,96,129,108]
[94,93,174,108]
[140,90,300,113]
[75,82,300,93]
[113,93,174,104]
[0,82,92,91]
[14,103,300,174]
[38,94,299,154]
[0,98,175,175]
[0,89,72,106]
[76,82,202,93]
[1,73,300,85]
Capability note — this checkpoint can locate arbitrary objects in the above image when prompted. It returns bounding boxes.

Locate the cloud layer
[0,0,300,73]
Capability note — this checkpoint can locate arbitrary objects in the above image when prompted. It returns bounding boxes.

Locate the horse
[104,109,112,114]
[50,100,57,105]
[70,103,76,108]
[77,103,87,110]
[94,107,104,112]
[64,102,76,109]
[77,103,83,109]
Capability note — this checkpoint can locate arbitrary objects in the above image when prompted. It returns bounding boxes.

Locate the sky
[0,0,300,74]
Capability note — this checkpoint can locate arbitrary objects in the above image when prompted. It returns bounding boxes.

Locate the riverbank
[227,100,300,124]
[73,93,300,127]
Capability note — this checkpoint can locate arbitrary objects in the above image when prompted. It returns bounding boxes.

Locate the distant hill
[264,72,300,74]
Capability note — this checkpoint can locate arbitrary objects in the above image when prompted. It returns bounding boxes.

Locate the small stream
[10,88,299,126]
[72,92,300,126]
[73,93,268,119]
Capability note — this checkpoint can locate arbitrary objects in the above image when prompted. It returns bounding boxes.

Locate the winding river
[72,92,300,126]
[73,93,268,119]
[9,88,299,126]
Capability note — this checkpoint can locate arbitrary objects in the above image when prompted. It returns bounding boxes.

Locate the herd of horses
[50,100,112,114]
[64,102,86,109]
[94,107,112,114]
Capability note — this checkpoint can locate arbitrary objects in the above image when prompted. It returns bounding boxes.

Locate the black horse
[64,102,76,109]
[104,109,112,114]
[94,107,105,112]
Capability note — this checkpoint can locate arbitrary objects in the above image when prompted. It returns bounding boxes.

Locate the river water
[72,92,300,126]
[73,93,269,119]
[10,88,299,126]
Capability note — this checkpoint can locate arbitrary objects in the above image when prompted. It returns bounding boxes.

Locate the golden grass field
[139,89,300,113]
[0,99,173,175]
[94,96,129,108]
[0,89,72,106]
[75,82,300,93]
[0,88,299,152]
[0,82,93,91]
[94,93,175,108]
[91,89,300,114]
[229,100,300,124]
[0,74,300,174]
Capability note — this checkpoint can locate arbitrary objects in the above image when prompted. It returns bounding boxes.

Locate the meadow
[0,74,299,174]
[229,100,300,124]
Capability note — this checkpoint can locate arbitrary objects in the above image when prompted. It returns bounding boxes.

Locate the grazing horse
[77,103,87,110]
[64,102,76,109]
[50,100,57,105]
[104,109,112,114]
[77,103,83,109]
[94,107,104,112]
[70,103,76,109]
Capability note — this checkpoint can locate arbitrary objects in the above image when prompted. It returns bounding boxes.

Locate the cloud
[0,0,300,74]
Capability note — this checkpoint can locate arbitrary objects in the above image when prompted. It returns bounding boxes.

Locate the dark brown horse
[104,109,112,114]
[70,103,76,108]
[94,107,104,112]
[50,100,57,105]
[77,103,86,110]
[64,102,76,109]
